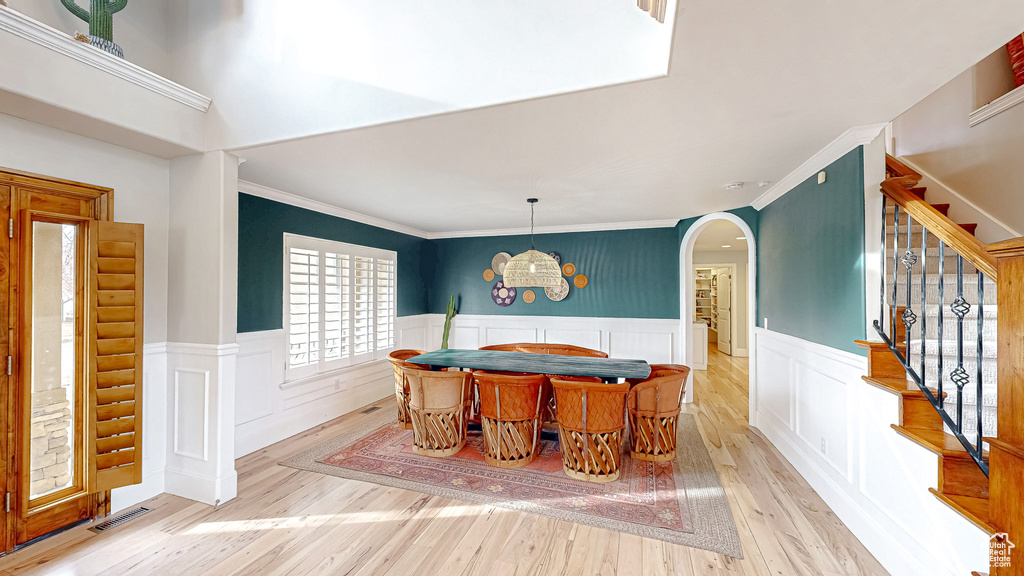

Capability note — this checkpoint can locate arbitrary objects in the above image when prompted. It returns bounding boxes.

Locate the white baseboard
[164,467,237,506]
[110,466,166,514]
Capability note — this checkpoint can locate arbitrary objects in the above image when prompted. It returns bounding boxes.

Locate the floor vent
[89,507,152,533]
[361,406,382,414]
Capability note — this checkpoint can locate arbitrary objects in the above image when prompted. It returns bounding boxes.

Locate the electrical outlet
[820,437,827,455]
[817,171,827,184]
[763,317,769,330]
[334,379,341,391]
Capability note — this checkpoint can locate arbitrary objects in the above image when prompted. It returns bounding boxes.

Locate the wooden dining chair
[626,364,691,462]
[550,378,630,482]
[473,371,547,468]
[386,349,428,429]
[541,374,603,427]
[480,343,608,358]
[403,367,473,457]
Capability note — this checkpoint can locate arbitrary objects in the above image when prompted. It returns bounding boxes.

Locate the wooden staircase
[859,155,1024,575]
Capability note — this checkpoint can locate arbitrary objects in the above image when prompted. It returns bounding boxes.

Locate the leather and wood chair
[550,378,630,482]
[626,364,691,462]
[480,342,608,358]
[542,374,602,426]
[386,349,428,429]
[403,367,473,457]
[473,371,547,468]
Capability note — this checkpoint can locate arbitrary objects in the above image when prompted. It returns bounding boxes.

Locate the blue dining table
[408,348,651,381]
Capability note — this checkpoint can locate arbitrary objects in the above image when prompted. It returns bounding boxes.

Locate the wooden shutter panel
[88,220,144,492]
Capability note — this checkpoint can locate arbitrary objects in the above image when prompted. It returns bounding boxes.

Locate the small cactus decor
[440,296,457,349]
[61,0,128,58]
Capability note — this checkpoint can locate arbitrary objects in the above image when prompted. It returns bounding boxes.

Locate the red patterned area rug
[280,409,741,558]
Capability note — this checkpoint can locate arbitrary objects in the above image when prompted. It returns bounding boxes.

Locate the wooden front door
[0,169,142,553]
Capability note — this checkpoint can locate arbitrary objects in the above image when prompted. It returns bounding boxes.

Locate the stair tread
[891,425,988,459]
[929,489,995,534]
[862,376,945,398]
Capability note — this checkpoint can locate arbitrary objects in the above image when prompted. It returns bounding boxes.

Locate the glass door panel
[28,222,80,501]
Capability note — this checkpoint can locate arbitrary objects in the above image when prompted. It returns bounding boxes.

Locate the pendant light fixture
[503,199,562,288]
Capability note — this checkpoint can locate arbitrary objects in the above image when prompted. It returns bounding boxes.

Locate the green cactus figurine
[440,296,457,349]
[61,0,127,43]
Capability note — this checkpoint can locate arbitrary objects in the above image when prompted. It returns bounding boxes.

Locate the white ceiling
[234,0,1024,236]
[693,219,747,252]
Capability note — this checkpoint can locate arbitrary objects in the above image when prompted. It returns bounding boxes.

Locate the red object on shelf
[1008,34,1024,87]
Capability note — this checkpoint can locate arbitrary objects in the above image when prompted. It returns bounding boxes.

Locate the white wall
[167,0,674,150]
[0,112,170,512]
[3,0,173,79]
[692,250,749,355]
[893,65,1024,240]
[752,328,990,576]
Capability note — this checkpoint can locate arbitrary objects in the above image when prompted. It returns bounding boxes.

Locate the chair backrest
[480,343,608,358]
[473,370,546,421]
[628,366,690,417]
[550,378,629,434]
[404,367,472,411]
[386,349,428,367]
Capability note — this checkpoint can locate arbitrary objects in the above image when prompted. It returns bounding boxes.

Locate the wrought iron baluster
[902,215,918,368]
[880,197,887,332]
[951,255,970,431]
[937,243,944,400]
[892,206,900,343]
[920,228,927,383]
[977,272,984,447]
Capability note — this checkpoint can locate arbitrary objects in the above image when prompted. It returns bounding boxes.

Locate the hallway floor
[0,347,889,575]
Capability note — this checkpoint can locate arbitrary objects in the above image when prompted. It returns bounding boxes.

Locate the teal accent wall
[675,206,760,246]
[428,227,679,318]
[757,147,867,354]
[237,194,429,333]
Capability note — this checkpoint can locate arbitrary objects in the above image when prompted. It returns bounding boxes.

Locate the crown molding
[969,83,1024,127]
[427,219,679,239]
[750,123,888,211]
[238,180,679,240]
[0,6,211,112]
[237,180,432,238]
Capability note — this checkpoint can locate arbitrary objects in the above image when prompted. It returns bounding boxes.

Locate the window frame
[283,233,397,382]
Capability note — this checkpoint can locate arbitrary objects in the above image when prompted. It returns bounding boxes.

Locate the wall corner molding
[0,6,212,112]
[751,124,888,211]
[969,83,1024,127]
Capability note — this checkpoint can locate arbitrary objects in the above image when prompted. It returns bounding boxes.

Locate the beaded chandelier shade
[637,0,667,23]
[503,199,563,288]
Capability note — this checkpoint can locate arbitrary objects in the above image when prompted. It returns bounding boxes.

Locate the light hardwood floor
[0,345,889,575]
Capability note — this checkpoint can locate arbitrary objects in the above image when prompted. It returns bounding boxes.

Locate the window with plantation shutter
[284,234,397,381]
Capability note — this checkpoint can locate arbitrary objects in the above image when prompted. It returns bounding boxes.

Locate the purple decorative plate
[491,281,516,307]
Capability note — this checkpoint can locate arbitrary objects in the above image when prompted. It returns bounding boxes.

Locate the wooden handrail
[880,178,998,280]
[885,154,922,182]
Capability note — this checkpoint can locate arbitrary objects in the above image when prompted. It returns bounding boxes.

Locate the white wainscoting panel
[486,327,538,346]
[173,368,210,461]
[235,328,397,457]
[542,328,602,350]
[752,328,989,576]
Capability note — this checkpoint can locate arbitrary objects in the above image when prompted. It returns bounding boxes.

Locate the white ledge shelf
[0,5,211,112]
[970,83,1024,128]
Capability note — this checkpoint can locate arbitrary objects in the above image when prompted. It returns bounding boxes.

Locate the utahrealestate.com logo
[991,533,1015,568]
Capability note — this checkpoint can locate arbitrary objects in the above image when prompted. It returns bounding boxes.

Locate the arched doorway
[678,213,756,421]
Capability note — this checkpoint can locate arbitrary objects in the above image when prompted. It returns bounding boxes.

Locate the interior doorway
[678,214,756,419]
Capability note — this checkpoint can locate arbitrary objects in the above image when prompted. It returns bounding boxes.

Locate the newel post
[987,238,1024,576]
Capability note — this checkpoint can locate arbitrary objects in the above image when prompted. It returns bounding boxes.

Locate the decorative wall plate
[522,289,536,304]
[483,269,495,282]
[548,252,561,265]
[562,263,576,276]
[491,281,517,307]
[574,274,589,289]
[491,252,512,275]
[545,277,569,302]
